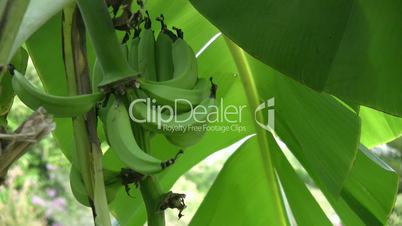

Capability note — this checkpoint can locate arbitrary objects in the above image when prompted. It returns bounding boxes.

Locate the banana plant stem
[224,37,289,226]
[138,129,166,226]
[63,2,94,199]
[62,5,111,226]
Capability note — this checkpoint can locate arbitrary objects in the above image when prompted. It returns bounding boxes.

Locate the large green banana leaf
[191,135,397,226]
[190,136,333,226]
[244,53,360,195]
[190,0,402,118]
[360,107,402,148]
[15,0,402,225]
[10,0,73,61]
[25,15,75,161]
[3,0,75,162]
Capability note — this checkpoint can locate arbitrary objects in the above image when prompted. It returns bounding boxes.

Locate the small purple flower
[45,197,66,216]
[46,164,57,171]
[46,188,57,197]
[52,197,67,210]
[31,195,46,207]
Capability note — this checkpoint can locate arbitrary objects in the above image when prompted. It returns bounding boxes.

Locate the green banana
[155,32,174,81]
[128,36,140,71]
[0,72,15,117]
[69,166,120,207]
[101,94,175,174]
[130,94,216,135]
[138,28,157,81]
[139,78,210,112]
[125,87,157,140]
[69,166,91,207]
[1,47,28,117]
[12,71,104,117]
[121,43,129,60]
[147,38,197,89]
[164,80,218,147]
[165,129,206,148]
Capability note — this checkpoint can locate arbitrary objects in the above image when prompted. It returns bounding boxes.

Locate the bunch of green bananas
[10,11,216,204]
[91,13,217,174]
[123,14,218,149]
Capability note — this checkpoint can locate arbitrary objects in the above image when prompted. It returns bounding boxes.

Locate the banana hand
[101,94,176,174]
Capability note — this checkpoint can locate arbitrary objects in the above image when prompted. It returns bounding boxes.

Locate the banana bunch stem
[76,0,138,88]
[137,128,166,226]
[140,176,166,226]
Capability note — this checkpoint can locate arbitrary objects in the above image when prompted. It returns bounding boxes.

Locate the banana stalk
[63,3,93,199]
[140,176,166,226]
[136,126,166,226]
[76,0,138,89]
[62,5,111,226]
